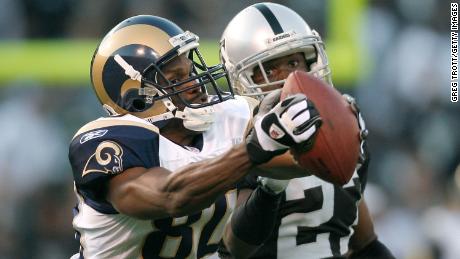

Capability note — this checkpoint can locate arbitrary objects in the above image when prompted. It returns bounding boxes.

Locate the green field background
[0,0,367,87]
[0,39,364,87]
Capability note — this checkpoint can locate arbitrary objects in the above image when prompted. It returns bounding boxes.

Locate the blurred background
[0,0,458,258]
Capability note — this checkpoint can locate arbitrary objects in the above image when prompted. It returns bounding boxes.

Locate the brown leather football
[281,71,360,185]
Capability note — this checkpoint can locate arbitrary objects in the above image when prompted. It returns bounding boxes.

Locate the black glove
[246,90,322,165]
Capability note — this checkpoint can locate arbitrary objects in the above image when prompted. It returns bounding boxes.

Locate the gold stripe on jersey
[73,118,159,141]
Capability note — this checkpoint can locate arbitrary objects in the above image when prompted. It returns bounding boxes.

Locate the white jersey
[69,96,251,259]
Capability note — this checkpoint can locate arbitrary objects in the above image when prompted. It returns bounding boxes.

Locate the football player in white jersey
[218,3,395,259]
[68,15,323,259]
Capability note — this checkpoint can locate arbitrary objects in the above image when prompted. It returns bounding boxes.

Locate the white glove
[246,90,322,164]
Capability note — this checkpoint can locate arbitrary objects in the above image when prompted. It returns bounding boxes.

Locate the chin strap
[141,94,216,132]
[175,106,216,132]
[144,104,216,132]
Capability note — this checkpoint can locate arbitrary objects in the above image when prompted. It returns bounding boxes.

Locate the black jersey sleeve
[357,141,370,192]
[69,120,160,213]
[236,171,259,191]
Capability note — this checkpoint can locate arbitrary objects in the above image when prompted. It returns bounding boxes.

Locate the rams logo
[82,141,124,177]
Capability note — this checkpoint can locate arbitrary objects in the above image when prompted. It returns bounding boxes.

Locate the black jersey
[219,169,364,259]
[251,172,363,259]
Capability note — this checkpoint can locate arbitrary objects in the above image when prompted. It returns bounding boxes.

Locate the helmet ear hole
[120,88,149,112]
[132,99,147,111]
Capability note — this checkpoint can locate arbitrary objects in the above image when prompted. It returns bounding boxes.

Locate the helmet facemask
[234,31,332,99]
[140,43,233,109]
[112,31,233,129]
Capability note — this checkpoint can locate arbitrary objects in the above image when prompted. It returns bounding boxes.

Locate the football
[281,71,360,185]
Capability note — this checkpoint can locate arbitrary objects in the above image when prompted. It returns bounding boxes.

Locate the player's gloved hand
[258,176,290,195]
[246,89,322,165]
[342,94,369,165]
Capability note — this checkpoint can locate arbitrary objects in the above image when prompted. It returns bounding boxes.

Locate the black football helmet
[91,15,234,123]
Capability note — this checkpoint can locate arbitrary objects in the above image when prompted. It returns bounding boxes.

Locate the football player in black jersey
[218,3,395,259]
[68,15,323,258]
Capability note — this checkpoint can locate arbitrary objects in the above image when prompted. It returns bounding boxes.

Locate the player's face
[158,54,208,110]
[252,52,308,91]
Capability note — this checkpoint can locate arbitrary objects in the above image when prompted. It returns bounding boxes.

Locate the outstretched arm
[107,143,252,219]
[258,151,312,179]
[108,92,320,220]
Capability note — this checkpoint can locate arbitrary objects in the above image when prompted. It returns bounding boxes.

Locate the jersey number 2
[280,175,361,257]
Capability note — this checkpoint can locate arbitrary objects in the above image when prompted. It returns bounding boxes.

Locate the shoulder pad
[69,116,160,186]
[72,115,159,142]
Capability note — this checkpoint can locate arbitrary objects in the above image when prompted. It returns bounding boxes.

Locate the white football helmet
[220,2,331,98]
